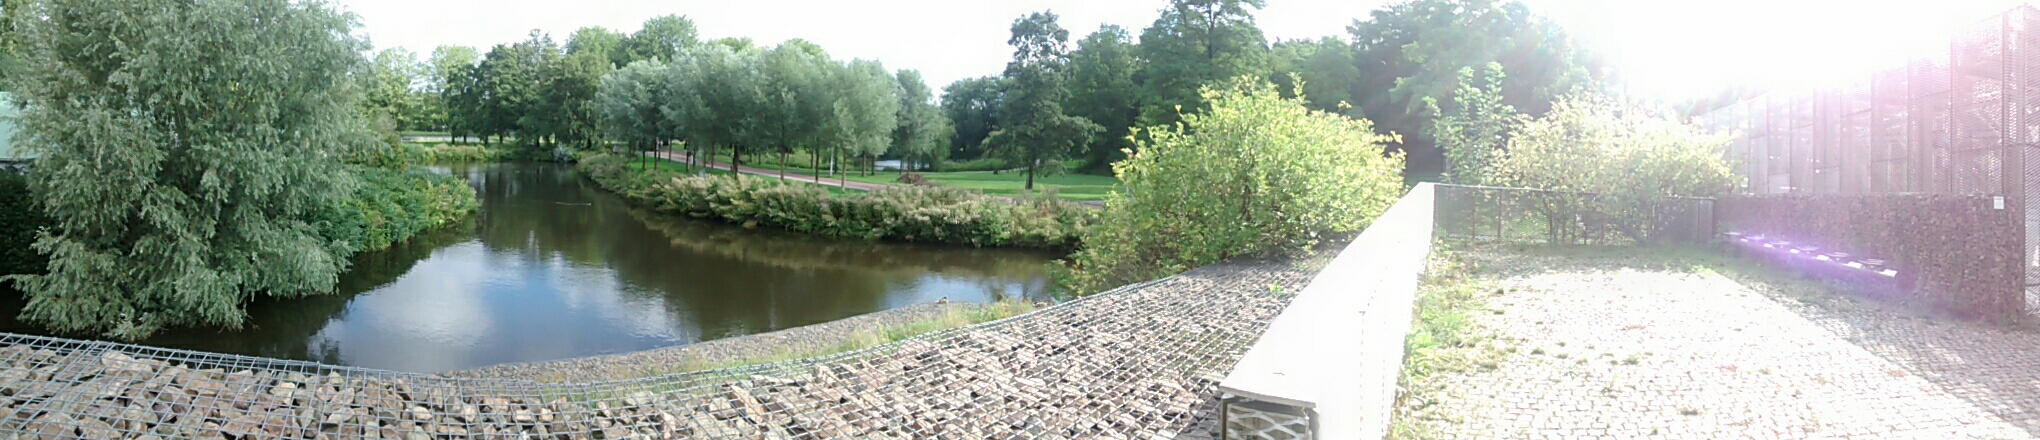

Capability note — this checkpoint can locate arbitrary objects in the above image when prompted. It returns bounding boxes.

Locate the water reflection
[0,163,1054,372]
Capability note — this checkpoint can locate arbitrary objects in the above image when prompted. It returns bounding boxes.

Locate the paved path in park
[1405,246,2040,439]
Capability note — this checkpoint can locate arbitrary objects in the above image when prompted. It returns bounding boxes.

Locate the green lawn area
[670,151,1123,202]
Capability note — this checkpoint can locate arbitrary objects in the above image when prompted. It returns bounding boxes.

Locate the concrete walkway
[1405,245,2040,439]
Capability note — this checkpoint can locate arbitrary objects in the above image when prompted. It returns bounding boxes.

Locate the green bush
[314,166,481,253]
[937,157,1010,172]
[406,143,514,164]
[1488,94,1735,244]
[0,172,49,279]
[579,153,1090,249]
[1057,78,1407,295]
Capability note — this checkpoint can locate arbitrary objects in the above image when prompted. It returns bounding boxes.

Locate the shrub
[938,157,1010,172]
[313,166,481,254]
[1056,78,1407,295]
[1488,94,1735,244]
[578,153,1090,249]
[406,142,514,164]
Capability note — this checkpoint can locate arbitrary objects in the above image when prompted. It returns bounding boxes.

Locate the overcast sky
[332,0,2031,101]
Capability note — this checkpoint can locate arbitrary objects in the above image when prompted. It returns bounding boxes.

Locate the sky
[333,0,2035,101]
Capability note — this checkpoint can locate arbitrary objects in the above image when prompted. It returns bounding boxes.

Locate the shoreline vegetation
[576,152,1092,250]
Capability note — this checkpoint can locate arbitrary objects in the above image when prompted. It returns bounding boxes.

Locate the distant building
[0,92,24,173]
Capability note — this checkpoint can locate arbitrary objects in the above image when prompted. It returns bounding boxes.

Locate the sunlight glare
[1534,0,2028,100]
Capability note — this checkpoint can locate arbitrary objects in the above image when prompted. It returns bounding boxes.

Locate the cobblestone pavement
[1409,244,2040,439]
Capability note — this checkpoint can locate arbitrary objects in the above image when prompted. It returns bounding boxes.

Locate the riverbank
[577,153,1092,250]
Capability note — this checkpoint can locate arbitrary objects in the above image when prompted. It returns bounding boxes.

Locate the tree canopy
[984,11,1100,190]
[6,0,377,339]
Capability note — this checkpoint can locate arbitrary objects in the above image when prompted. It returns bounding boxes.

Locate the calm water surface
[0,163,1054,372]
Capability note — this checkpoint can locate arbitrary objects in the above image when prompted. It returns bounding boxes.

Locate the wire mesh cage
[0,249,1334,439]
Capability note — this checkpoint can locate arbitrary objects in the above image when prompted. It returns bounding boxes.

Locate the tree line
[940,0,1603,178]
[360,0,1606,181]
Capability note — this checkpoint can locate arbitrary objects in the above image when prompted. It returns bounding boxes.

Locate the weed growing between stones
[1390,243,1506,439]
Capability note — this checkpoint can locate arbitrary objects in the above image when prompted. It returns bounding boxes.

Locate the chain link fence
[1434,184,1715,246]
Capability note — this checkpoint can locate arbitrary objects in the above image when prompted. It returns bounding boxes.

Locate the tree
[986,11,1100,190]
[1065,25,1141,174]
[1057,77,1404,294]
[666,44,768,174]
[939,76,1003,161]
[595,59,670,170]
[891,70,949,172]
[1427,63,1516,184]
[1347,0,1602,177]
[429,45,480,140]
[566,26,627,68]
[759,40,834,178]
[5,0,376,339]
[828,59,901,177]
[1135,0,1270,128]
[625,15,699,64]
[366,48,426,130]
[1268,36,1358,113]
[473,31,560,149]
[543,49,612,150]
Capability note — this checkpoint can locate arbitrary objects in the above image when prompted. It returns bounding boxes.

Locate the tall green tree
[759,40,834,177]
[1347,0,1601,176]
[939,76,1003,160]
[474,31,560,148]
[891,69,950,172]
[1268,36,1358,113]
[543,49,612,150]
[366,48,426,130]
[985,11,1100,190]
[429,45,480,139]
[566,26,627,68]
[625,15,699,63]
[829,59,901,176]
[1135,0,1269,128]
[6,0,376,339]
[1065,25,1140,174]
[595,59,671,170]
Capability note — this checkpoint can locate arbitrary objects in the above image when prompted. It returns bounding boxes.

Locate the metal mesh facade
[1700,4,2040,313]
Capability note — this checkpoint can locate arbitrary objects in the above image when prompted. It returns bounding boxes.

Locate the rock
[624,390,657,407]
[406,406,432,421]
[323,407,354,426]
[221,413,264,439]
[458,404,478,423]
[512,409,535,424]
[268,380,299,399]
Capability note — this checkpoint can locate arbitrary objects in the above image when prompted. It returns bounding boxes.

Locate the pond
[0,163,1057,372]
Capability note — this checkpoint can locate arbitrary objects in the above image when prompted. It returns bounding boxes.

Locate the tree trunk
[779,150,787,181]
[730,148,740,175]
[1025,161,1036,191]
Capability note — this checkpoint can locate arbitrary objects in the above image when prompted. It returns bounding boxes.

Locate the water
[0,163,1055,372]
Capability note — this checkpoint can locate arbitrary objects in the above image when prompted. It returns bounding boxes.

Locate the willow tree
[5,0,375,339]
